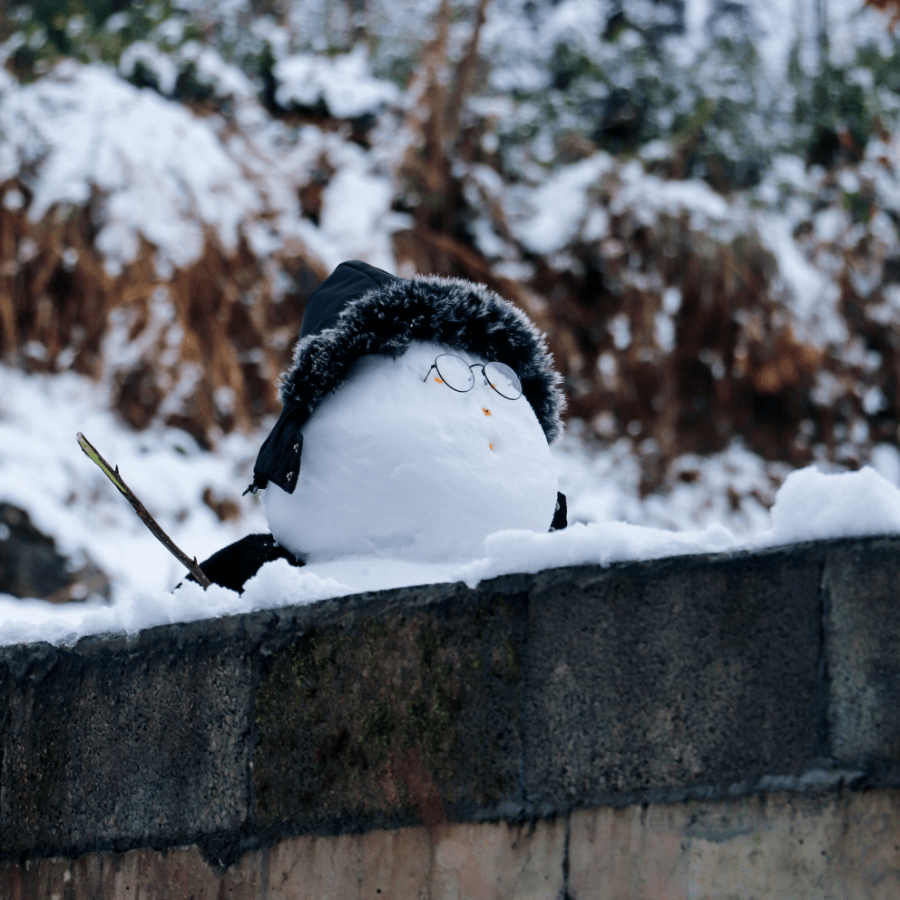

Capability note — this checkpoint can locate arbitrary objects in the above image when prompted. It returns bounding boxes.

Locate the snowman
[196,260,567,592]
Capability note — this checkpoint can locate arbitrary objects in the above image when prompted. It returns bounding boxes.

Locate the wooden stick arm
[76,433,212,589]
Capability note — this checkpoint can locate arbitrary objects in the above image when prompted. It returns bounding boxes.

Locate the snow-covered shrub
[474,0,774,190]
[0,61,335,445]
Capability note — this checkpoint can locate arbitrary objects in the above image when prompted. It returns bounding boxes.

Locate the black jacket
[190,533,298,593]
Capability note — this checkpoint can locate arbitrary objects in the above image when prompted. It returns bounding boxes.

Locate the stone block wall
[1,536,899,898]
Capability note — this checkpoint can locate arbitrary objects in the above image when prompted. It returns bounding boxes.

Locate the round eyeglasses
[422,354,523,400]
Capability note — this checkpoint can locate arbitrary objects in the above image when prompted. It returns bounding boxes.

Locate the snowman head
[250,261,566,561]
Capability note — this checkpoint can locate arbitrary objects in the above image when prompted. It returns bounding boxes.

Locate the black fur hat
[249,260,565,494]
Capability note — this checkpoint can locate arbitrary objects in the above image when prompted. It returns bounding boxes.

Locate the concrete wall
[1,535,899,898]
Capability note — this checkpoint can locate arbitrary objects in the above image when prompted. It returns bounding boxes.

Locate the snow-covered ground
[2,360,900,648]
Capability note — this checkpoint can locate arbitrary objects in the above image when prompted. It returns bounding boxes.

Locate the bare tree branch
[76,432,212,589]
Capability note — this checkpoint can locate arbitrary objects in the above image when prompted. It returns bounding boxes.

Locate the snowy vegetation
[2,0,900,616]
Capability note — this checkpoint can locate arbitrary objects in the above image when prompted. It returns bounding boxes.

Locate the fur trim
[279,275,566,443]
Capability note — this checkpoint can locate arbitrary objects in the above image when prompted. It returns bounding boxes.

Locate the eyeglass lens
[484,361,522,399]
[434,355,476,391]
[433,354,522,399]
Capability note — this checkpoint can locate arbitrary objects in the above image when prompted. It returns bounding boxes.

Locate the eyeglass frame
[422,353,523,400]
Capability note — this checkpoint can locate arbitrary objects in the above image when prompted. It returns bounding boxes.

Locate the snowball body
[263,341,559,560]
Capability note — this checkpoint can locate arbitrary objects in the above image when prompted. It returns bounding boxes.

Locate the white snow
[317,162,398,272]
[0,364,266,603]
[176,41,257,101]
[506,155,613,255]
[505,153,739,263]
[609,314,631,351]
[264,341,559,561]
[759,465,900,546]
[273,45,400,118]
[119,41,179,94]
[757,212,848,346]
[2,453,898,648]
[623,168,732,235]
[0,55,405,296]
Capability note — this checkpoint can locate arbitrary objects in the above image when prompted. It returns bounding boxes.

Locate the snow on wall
[1,458,899,648]
[1,352,899,649]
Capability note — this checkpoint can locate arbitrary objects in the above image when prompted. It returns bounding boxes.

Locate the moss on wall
[252,588,528,830]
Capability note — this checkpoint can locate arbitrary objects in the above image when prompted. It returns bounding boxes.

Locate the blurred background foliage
[5,0,900,182]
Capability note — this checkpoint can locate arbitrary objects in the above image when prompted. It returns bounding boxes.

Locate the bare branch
[445,0,490,143]
[76,433,212,589]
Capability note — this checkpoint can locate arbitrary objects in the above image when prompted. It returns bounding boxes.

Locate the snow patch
[0,378,897,651]
[506,155,613,255]
[757,213,847,345]
[317,162,397,271]
[0,364,267,604]
[119,41,178,94]
[273,45,400,118]
[759,465,900,546]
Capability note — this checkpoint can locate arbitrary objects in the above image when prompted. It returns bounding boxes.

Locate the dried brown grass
[866,0,900,30]
[394,0,493,281]
[532,216,824,472]
[386,0,883,492]
[0,177,327,447]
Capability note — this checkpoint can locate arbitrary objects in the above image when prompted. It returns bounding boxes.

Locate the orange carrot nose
[482,407,491,416]
[489,442,494,450]
[434,377,444,384]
